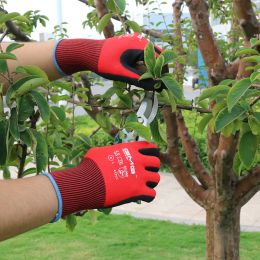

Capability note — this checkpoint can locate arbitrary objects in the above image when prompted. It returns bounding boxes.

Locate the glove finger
[139,147,160,158]
[145,171,160,188]
[141,187,156,202]
[138,153,161,169]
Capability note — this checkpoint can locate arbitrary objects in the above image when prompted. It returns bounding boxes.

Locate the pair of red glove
[49,34,162,219]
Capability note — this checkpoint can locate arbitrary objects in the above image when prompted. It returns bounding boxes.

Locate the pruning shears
[115,90,159,204]
[115,91,158,143]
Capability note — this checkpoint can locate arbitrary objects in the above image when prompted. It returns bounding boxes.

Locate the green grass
[1,214,260,260]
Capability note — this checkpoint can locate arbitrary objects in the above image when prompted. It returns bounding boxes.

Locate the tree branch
[213,134,239,197]
[94,0,115,38]
[172,0,185,84]
[79,73,119,137]
[0,7,31,42]
[235,165,260,206]
[233,0,260,40]
[162,107,209,208]
[184,0,227,84]
[176,112,212,189]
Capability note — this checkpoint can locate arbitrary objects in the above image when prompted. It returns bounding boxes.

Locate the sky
[5,0,232,41]
[4,0,179,41]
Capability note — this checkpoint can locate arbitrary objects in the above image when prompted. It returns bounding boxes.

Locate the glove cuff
[53,38,105,75]
[50,158,106,217]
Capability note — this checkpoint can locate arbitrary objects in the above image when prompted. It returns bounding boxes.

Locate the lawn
[1,213,259,260]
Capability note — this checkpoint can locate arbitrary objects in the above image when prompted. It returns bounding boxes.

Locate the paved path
[113,173,260,232]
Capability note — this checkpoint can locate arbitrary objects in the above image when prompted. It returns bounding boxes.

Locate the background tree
[0,0,259,259]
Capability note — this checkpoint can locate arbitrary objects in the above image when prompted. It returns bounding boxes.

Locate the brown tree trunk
[206,205,241,260]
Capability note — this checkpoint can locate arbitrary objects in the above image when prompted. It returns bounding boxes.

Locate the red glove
[54,33,166,90]
[50,141,160,217]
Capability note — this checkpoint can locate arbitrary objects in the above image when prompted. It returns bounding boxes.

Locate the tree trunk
[206,205,241,260]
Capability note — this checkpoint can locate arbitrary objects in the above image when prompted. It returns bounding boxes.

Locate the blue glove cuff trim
[42,172,63,223]
[52,39,67,77]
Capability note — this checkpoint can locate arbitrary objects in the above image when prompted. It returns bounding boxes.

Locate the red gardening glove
[54,33,167,91]
[50,141,160,217]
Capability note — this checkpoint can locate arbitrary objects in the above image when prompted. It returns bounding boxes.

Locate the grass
[1,213,260,260]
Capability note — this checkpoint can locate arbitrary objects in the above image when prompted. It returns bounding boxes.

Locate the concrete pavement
[113,173,260,232]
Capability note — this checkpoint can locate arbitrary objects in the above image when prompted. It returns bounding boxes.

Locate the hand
[51,141,160,217]
[54,33,167,91]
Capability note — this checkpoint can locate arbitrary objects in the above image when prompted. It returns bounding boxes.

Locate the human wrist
[53,38,105,75]
[49,158,106,217]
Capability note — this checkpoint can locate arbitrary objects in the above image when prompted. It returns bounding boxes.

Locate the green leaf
[97,13,113,33]
[6,76,38,106]
[117,92,132,108]
[227,78,251,111]
[22,167,37,177]
[150,117,164,144]
[250,71,260,83]
[144,42,156,75]
[16,65,48,79]
[198,85,230,102]
[139,72,153,81]
[0,60,7,73]
[239,131,258,169]
[107,0,117,11]
[125,112,138,123]
[114,0,126,13]
[215,105,246,132]
[96,112,112,132]
[233,152,242,176]
[161,50,177,64]
[0,119,8,165]
[243,55,260,63]
[51,106,66,122]
[248,115,260,135]
[6,43,24,53]
[161,75,182,100]
[168,90,177,112]
[18,94,35,122]
[125,122,151,140]
[154,55,164,78]
[32,130,48,173]
[15,77,49,97]
[3,165,10,179]
[235,48,259,57]
[219,79,235,86]
[66,214,77,232]
[222,122,234,137]
[30,90,50,122]
[10,107,19,139]
[126,20,141,33]
[20,129,32,146]
[0,12,20,24]
[198,114,213,134]
[0,53,16,60]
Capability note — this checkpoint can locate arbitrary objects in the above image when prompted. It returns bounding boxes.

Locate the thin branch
[17,144,27,178]
[0,7,31,42]
[172,0,185,84]
[162,107,209,208]
[94,0,115,38]
[235,165,260,206]
[233,0,260,40]
[184,0,227,84]
[176,112,212,189]
[250,95,260,107]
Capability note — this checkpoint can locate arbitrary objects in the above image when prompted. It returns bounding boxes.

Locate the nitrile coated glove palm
[53,33,165,90]
[50,141,160,217]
